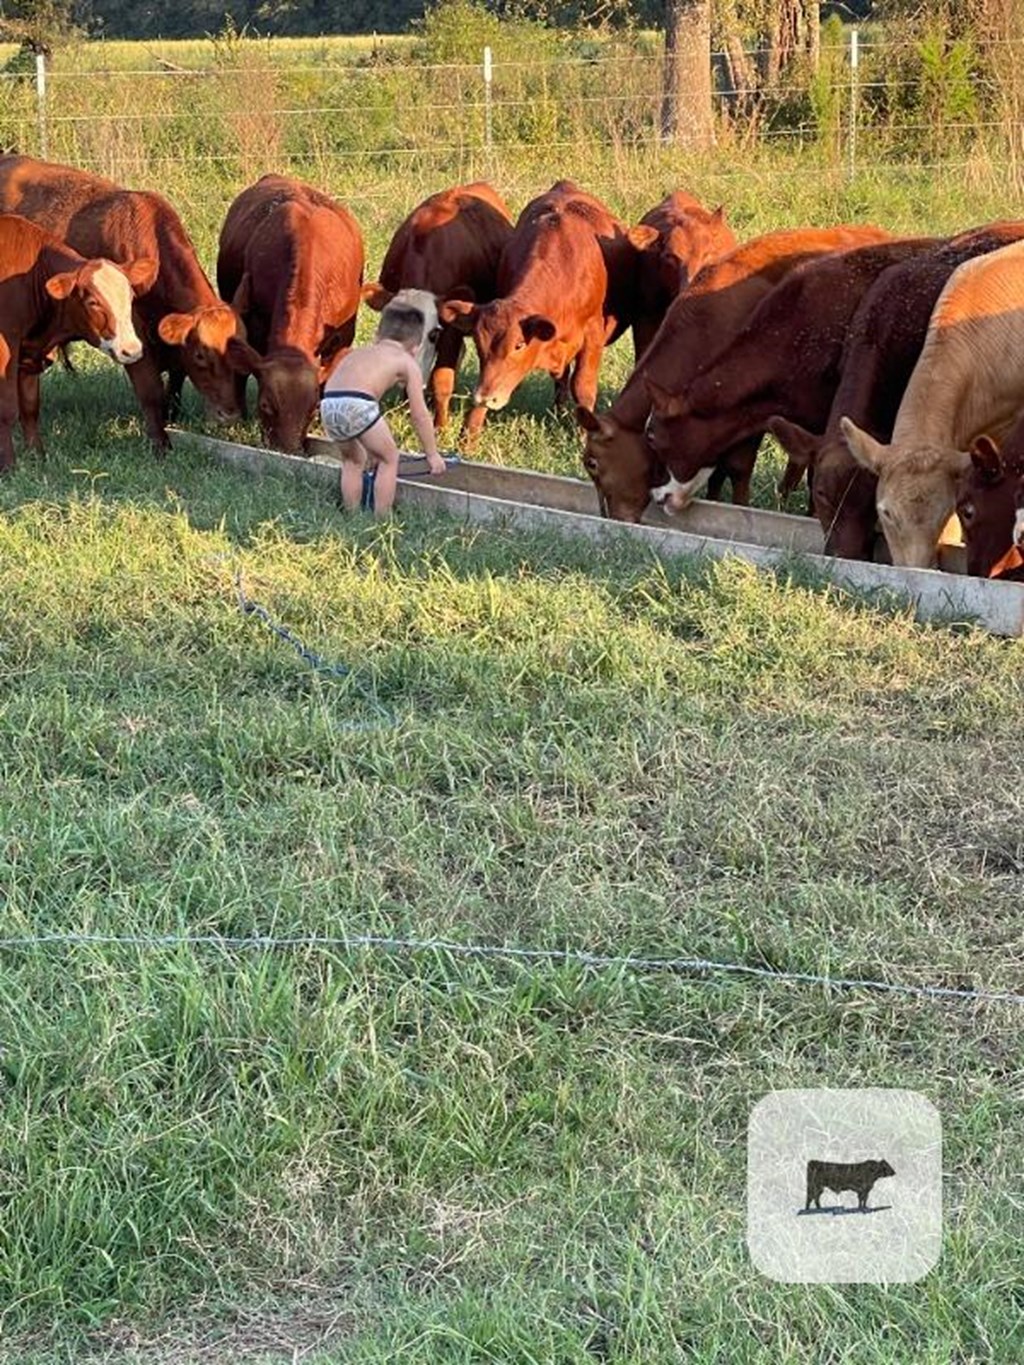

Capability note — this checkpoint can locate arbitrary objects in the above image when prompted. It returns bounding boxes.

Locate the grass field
[1,27,1024,1365]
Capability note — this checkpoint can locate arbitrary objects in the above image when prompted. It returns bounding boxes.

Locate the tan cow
[841,237,1024,567]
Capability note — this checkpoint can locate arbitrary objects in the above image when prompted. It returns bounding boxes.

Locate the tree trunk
[660,0,714,149]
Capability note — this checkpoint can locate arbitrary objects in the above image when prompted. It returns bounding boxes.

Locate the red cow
[575,224,890,522]
[768,221,1024,560]
[644,236,937,513]
[362,182,514,441]
[632,191,737,359]
[217,175,364,455]
[0,154,242,450]
[955,425,1024,579]
[0,213,155,471]
[440,180,652,421]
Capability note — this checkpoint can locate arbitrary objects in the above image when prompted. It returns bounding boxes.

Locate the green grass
[0,347,1021,1362]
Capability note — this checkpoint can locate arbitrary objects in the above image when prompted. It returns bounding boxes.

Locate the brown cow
[362,182,513,441]
[440,180,651,420]
[768,222,1024,560]
[643,236,937,514]
[217,175,364,455]
[0,154,242,450]
[0,213,155,470]
[841,237,1024,567]
[632,191,737,359]
[575,224,890,522]
[955,427,1024,579]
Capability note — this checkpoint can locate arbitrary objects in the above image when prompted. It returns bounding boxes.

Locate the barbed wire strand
[0,931,1019,1006]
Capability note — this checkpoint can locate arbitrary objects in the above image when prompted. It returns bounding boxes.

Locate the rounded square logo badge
[747,1088,942,1284]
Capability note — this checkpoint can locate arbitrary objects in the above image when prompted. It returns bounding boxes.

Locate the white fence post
[848,26,858,182]
[483,45,493,152]
[35,52,48,160]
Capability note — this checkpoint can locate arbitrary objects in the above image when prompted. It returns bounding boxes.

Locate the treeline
[66,1,872,43]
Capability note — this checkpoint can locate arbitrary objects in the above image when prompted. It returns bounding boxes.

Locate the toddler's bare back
[323,339,416,400]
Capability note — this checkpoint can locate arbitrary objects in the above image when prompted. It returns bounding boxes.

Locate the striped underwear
[320,390,383,442]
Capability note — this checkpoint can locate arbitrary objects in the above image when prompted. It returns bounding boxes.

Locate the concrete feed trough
[172,431,1024,639]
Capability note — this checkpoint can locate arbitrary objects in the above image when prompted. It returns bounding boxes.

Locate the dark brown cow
[575,224,891,522]
[362,182,513,441]
[955,426,1024,579]
[632,191,737,359]
[217,175,364,454]
[0,213,155,470]
[0,154,242,450]
[440,180,652,420]
[768,221,1024,559]
[644,236,937,514]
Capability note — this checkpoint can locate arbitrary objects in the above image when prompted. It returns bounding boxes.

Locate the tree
[0,0,83,54]
[660,0,714,148]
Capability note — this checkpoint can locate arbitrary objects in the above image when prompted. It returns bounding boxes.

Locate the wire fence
[2,32,1022,182]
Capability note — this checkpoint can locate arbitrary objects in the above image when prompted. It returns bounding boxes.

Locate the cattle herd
[2,153,1024,582]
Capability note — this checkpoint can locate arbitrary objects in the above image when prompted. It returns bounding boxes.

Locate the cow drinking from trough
[954,418,1024,579]
[216,175,365,455]
[439,181,652,422]
[0,212,155,471]
[362,182,513,443]
[575,224,891,522]
[840,237,1024,567]
[767,221,1024,560]
[0,155,243,450]
[643,235,937,514]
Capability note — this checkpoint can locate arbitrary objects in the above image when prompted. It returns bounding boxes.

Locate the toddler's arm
[404,357,446,476]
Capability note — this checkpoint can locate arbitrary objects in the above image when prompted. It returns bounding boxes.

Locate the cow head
[641,377,718,513]
[637,206,731,296]
[226,340,322,455]
[577,405,661,522]
[769,416,878,561]
[45,257,156,366]
[840,416,971,568]
[440,297,557,410]
[157,304,245,423]
[955,433,1024,577]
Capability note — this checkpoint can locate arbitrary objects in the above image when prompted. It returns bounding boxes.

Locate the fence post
[848,26,858,182]
[35,52,48,160]
[483,45,493,152]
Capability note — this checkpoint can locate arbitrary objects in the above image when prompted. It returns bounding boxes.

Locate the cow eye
[427,326,441,343]
[959,502,975,523]
[583,455,599,473]
[514,339,526,352]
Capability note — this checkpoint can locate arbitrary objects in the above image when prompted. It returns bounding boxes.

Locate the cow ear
[157,312,197,346]
[225,336,263,376]
[767,416,819,471]
[438,298,479,332]
[44,270,78,301]
[361,282,393,311]
[839,416,887,474]
[644,375,683,418]
[123,257,158,296]
[521,314,556,343]
[970,433,1002,482]
[576,405,611,436]
[627,225,659,251]
[443,283,477,305]
[230,274,252,316]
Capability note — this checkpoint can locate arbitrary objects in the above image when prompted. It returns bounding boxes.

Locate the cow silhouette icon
[803,1158,895,1213]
